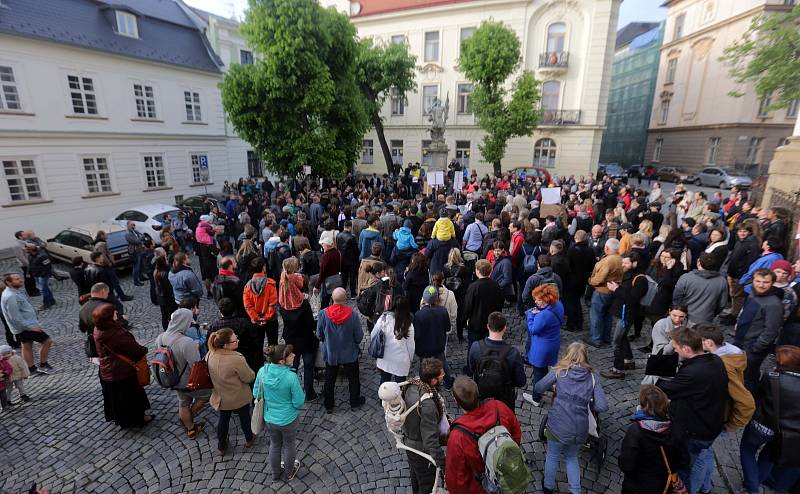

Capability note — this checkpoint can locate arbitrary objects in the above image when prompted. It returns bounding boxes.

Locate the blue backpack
[185,325,209,358]
[521,244,539,275]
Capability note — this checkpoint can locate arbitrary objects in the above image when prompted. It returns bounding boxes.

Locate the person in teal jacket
[254,344,305,482]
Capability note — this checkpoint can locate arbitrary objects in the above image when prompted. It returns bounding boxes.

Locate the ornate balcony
[540,110,581,126]
[539,51,569,68]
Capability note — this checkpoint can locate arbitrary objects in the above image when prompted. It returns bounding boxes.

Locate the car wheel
[719,181,727,190]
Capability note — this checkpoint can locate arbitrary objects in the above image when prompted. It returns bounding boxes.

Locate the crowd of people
[2,168,800,494]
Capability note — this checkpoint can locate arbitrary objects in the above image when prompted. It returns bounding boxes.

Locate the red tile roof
[351,0,477,18]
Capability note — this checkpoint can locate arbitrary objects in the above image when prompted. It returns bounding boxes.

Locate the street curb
[714,448,736,493]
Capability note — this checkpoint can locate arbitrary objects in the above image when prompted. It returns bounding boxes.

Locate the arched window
[534,138,557,168]
[547,23,566,53]
[542,81,560,111]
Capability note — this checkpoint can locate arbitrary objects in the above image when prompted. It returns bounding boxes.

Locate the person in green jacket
[254,344,305,483]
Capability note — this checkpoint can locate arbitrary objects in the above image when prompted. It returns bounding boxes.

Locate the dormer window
[116,11,138,38]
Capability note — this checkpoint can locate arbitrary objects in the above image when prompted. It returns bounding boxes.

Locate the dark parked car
[597,163,627,182]
[176,194,227,214]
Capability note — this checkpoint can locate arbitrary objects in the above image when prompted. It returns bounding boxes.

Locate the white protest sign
[541,187,562,205]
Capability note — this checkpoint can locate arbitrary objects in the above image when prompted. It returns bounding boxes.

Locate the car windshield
[721,168,746,177]
[605,165,623,174]
[153,210,181,223]
[106,231,128,250]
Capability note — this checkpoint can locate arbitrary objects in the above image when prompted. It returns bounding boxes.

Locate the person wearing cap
[314,237,342,309]
[770,259,798,321]
[413,286,453,388]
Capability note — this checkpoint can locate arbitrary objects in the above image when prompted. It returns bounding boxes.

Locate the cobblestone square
[0,257,763,493]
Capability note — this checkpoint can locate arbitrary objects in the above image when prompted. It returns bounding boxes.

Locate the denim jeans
[292,352,316,397]
[267,416,299,480]
[531,366,549,402]
[544,439,581,493]
[740,423,775,494]
[216,403,253,450]
[680,437,717,494]
[131,252,143,282]
[612,318,633,371]
[589,291,614,345]
[36,276,55,306]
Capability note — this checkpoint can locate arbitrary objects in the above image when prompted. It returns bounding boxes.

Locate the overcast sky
[184,0,667,31]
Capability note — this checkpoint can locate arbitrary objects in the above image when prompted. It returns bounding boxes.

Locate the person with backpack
[268,231,293,281]
[602,251,648,380]
[357,243,385,295]
[208,297,262,373]
[371,295,415,383]
[212,256,245,317]
[619,385,690,494]
[443,248,471,341]
[520,255,563,312]
[358,215,384,260]
[446,375,526,494]
[521,285,564,407]
[535,342,609,494]
[468,311,526,411]
[278,257,319,400]
[462,212,488,255]
[207,328,256,455]
[403,253,430,314]
[243,258,279,347]
[153,307,209,439]
[401,357,448,494]
[317,288,366,413]
[414,286,453,388]
[738,345,800,494]
[337,220,360,298]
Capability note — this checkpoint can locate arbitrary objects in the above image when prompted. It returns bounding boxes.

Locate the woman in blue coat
[523,284,564,407]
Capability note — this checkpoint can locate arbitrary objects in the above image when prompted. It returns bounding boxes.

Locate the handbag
[324,273,343,293]
[368,314,387,359]
[185,355,213,391]
[645,349,679,378]
[659,446,688,494]
[251,364,268,435]
[103,345,150,387]
[768,370,800,467]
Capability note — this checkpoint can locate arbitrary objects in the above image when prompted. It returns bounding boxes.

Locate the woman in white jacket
[426,272,458,334]
[371,295,415,383]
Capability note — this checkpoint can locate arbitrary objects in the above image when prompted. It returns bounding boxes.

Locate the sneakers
[350,396,366,410]
[600,368,625,379]
[522,393,541,407]
[120,295,134,302]
[38,303,55,311]
[39,362,55,373]
[281,460,301,481]
[623,361,636,370]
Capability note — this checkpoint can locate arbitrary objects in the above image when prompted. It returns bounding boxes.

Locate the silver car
[696,167,752,189]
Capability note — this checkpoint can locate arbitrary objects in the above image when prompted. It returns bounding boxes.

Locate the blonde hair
[282,256,299,275]
[447,248,464,266]
[638,220,653,238]
[237,239,258,259]
[553,342,593,376]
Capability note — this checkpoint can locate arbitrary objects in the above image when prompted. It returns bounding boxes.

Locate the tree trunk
[371,112,394,176]
[493,160,502,177]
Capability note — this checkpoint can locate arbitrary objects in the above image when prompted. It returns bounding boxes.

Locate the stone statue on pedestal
[426,94,450,171]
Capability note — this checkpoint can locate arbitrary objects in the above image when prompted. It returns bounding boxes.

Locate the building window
[787,98,798,118]
[82,157,112,194]
[3,159,41,202]
[190,153,209,184]
[457,83,473,114]
[665,58,677,84]
[68,75,98,115]
[746,137,763,164]
[240,50,253,65]
[673,13,686,40]
[391,34,406,45]
[361,140,374,164]
[707,137,721,164]
[533,138,557,168]
[459,27,476,48]
[542,81,561,111]
[421,140,432,166]
[247,150,263,177]
[115,11,138,38]
[653,139,663,161]
[390,140,403,165]
[422,85,438,115]
[702,2,715,23]
[659,97,671,124]
[390,87,405,116]
[455,140,470,166]
[143,155,166,188]
[184,91,202,121]
[0,66,21,110]
[757,94,772,117]
[546,23,566,53]
[424,31,439,62]
[133,83,156,119]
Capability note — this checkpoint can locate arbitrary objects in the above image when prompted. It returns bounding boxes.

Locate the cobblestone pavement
[0,257,760,494]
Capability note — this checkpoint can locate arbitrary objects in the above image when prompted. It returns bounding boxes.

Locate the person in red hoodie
[243,258,279,346]
[445,376,522,493]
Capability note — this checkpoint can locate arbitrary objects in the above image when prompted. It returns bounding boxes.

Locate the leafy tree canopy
[220,0,370,178]
[460,21,540,175]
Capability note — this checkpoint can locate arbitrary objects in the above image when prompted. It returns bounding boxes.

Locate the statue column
[763,116,800,205]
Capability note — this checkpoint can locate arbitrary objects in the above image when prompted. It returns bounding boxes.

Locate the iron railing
[539,51,569,68]
[540,109,581,125]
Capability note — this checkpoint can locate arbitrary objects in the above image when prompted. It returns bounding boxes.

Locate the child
[0,344,30,404]
[431,209,455,242]
[0,347,11,409]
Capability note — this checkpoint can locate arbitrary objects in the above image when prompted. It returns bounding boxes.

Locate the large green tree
[356,38,417,175]
[219,0,369,178]
[721,5,800,110]
[459,21,541,176]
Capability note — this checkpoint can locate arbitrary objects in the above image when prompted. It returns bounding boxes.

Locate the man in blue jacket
[739,236,783,292]
[317,288,365,413]
[358,215,384,260]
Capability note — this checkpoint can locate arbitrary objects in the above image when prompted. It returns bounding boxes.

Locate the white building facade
[0,0,248,250]
[349,0,622,178]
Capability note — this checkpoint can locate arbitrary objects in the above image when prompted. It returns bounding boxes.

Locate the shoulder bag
[185,353,213,391]
[103,344,150,387]
[659,446,688,494]
[251,364,268,435]
[368,313,387,359]
[769,370,800,467]
[645,348,680,378]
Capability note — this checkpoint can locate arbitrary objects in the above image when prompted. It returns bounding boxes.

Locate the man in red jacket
[445,376,522,493]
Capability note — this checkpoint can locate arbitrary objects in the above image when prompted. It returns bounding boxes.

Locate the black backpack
[268,244,290,280]
[475,341,513,402]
